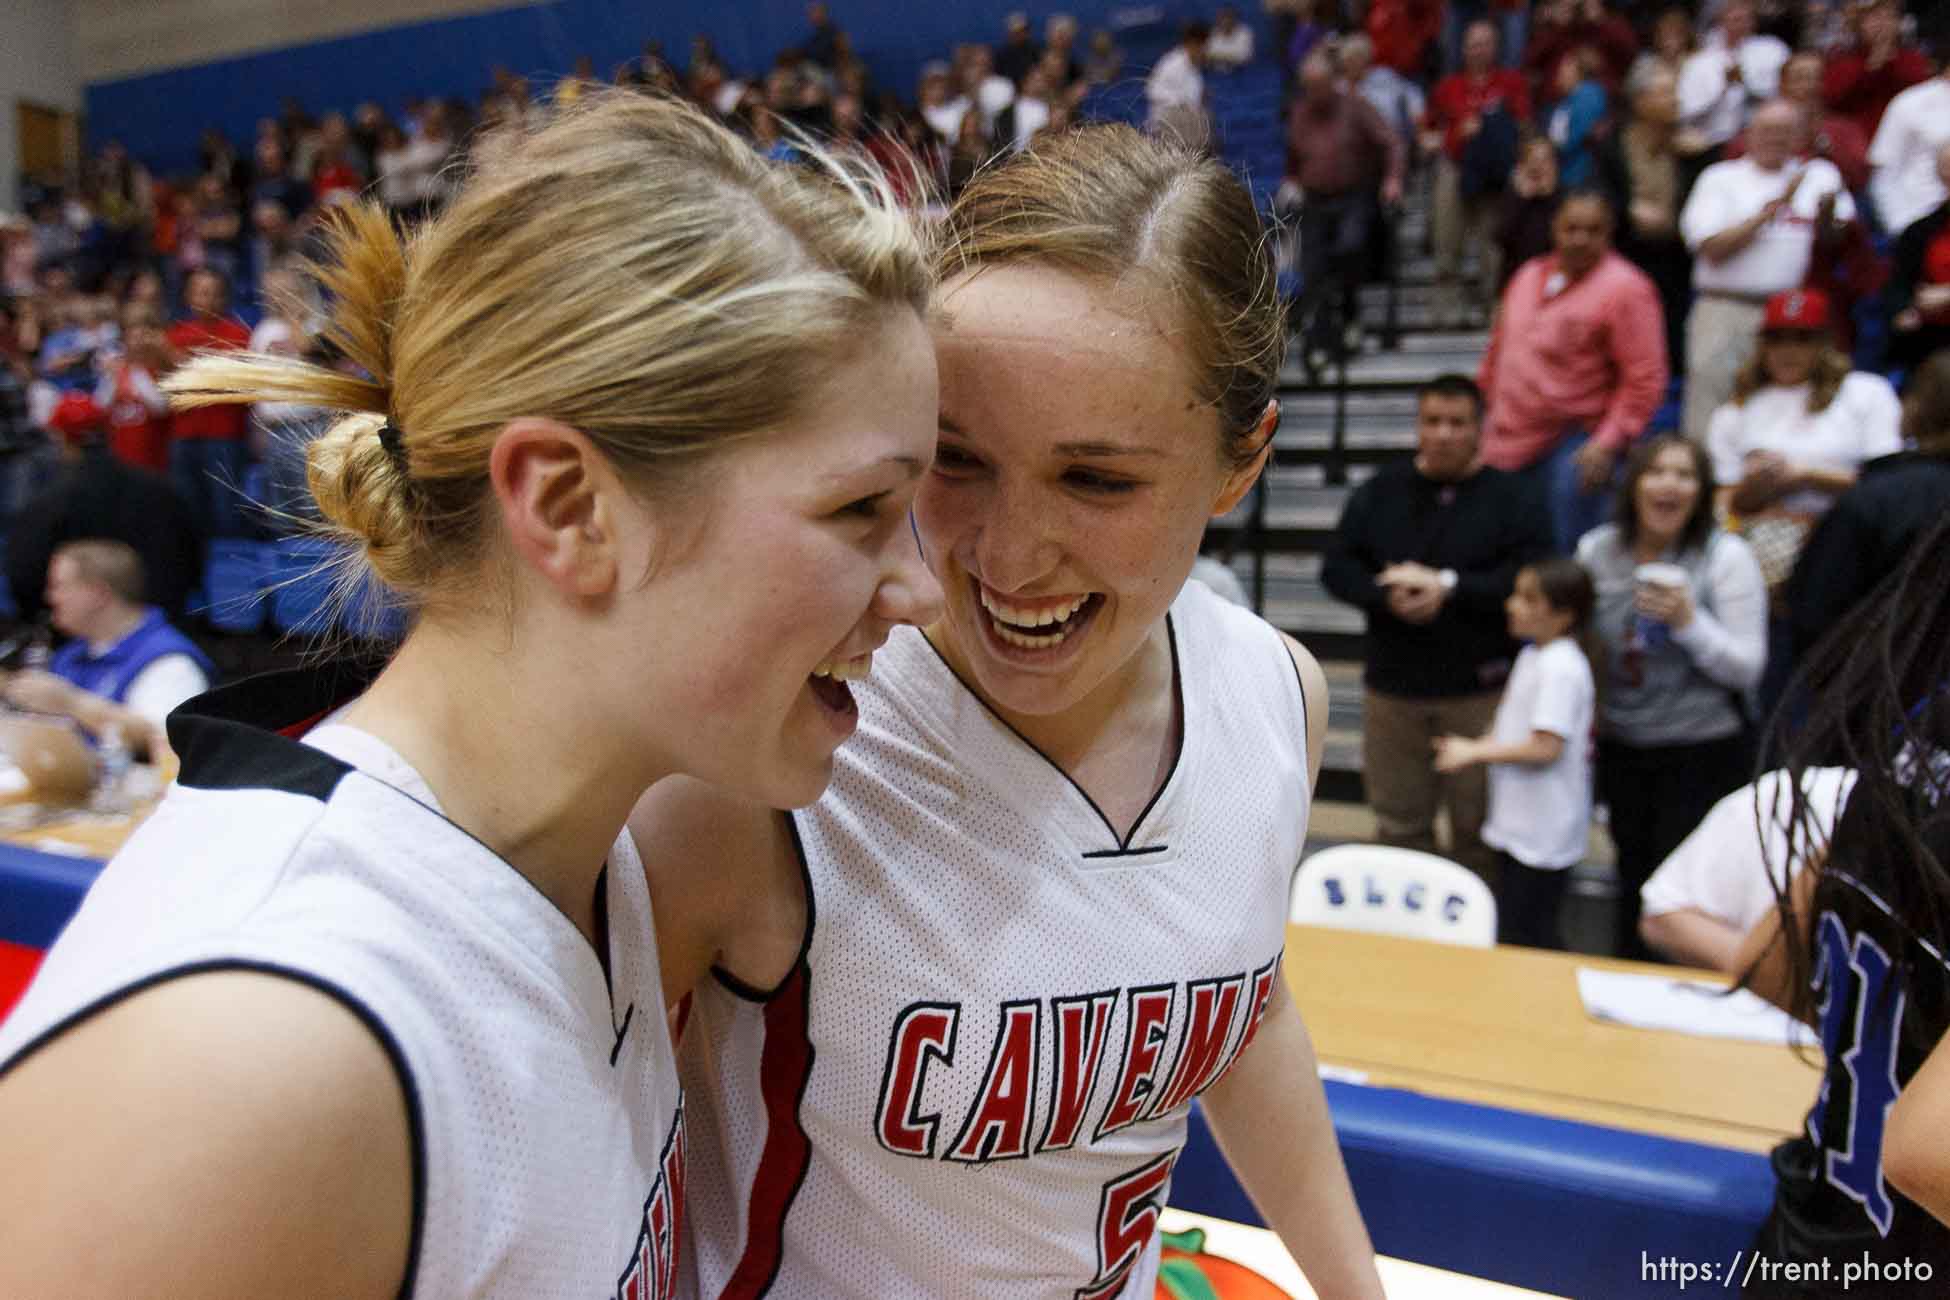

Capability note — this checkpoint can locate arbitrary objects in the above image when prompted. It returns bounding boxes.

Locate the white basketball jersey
[678,580,1308,1299]
[0,670,688,1300]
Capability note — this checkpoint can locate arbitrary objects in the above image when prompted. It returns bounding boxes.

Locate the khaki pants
[1362,688,1501,882]
[1682,295,1764,444]
[1432,157,1501,323]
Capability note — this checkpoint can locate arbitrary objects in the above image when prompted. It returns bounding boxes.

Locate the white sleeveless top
[677,580,1308,1299]
[0,672,688,1300]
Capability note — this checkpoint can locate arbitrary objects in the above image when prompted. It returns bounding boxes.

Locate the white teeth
[994,622,1071,649]
[813,653,873,682]
[978,589,1090,629]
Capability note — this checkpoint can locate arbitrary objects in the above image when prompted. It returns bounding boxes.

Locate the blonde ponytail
[165,90,931,614]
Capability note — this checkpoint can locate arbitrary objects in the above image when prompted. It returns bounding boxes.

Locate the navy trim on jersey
[710,813,818,1004]
[1826,869,1950,972]
[916,614,1185,855]
[173,663,624,984]
[1279,635,1310,762]
[168,662,382,799]
[0,958,428,1300]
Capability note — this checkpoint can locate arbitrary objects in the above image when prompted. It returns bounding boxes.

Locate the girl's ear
[1211,399,1278,518]
[488,418,625,600]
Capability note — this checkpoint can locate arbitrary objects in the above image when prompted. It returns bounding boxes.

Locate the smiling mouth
[807,652,871,722]
[975,580,1103,650]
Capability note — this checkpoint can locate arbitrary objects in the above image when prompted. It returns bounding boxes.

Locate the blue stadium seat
[266,535,407,642]
[195,538,274,634]
[266,536,343,637]
[1077,81,1146,128]
[238,461,272,530]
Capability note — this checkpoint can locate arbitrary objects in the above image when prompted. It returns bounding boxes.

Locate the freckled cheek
[1091,514,1190,605]
[911,481,979,572]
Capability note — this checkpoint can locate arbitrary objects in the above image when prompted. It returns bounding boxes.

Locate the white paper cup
[1634,562,1688,592]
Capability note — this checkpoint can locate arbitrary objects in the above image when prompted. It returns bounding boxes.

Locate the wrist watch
[1438,569,1458,593]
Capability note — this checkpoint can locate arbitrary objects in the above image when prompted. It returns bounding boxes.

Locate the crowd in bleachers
[0,6,1160,634]
[1269,0,1948,956]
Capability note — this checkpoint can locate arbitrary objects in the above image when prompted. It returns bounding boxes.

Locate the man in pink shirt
[1478,188,1668,552]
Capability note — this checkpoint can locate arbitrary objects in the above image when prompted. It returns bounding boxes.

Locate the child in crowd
[1435,556,1597,948]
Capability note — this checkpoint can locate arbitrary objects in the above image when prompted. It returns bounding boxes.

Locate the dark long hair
[1613,435,1716,555]
[1750,512,1950,1052]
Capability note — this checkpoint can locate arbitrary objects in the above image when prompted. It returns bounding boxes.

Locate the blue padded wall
[87,1,1256,176]
[1176,1086,1780,1300]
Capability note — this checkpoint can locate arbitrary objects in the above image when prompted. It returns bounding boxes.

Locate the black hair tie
[378,420,410,473]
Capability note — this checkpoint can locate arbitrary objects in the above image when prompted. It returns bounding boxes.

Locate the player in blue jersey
[1739,511,1950,1296]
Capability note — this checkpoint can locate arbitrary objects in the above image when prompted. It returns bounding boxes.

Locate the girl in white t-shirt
[1435,557,1597,949]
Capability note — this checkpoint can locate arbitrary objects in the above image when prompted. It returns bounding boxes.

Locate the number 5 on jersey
[1077,1151,1179,1300]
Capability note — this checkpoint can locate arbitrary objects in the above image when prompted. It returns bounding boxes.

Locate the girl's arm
[1885,1034,1950,1229]
[1670,535,1767,692]
[1786,465,1858,497]
[0,971,413,1298]
[1433,728,1566,772]
[630,777,806,1012]
[1639,906,1749,972]
[1731,864,1822,1019]
[1210,634,1384,1296]
[1200,978,1386,1300]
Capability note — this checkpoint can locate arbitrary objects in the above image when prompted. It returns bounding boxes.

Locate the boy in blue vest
[3,540,212,757]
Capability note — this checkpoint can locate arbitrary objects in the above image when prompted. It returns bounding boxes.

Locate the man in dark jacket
[1286,50,1406,369]
[5,392,205,622]
[1788,350,1950,672]
[1323,373,1555,881]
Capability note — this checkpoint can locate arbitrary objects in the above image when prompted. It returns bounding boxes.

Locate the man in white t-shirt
[958,43,1018,134]
[1640,767,1856,970]
[1,540,212,756]
[1677,0,1790,148]
[1679,99,1853,441]
[1147,22,1211,147]
[1869,68,1950,238]
[1206,6,1256,70]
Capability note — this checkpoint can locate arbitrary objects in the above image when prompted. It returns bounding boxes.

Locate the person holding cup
[1576,435,1767,960]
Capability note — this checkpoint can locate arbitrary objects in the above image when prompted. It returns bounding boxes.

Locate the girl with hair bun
[0,91,942,1299]
[638,124,1384,1299]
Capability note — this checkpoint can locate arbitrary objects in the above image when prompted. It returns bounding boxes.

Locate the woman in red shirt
[97,305,172,473]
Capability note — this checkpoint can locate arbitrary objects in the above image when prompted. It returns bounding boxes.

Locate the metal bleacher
[1188,63,1494,804]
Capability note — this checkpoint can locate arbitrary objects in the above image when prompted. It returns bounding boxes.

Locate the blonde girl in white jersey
[0,93,940,1299]
[636,125,1384,1299]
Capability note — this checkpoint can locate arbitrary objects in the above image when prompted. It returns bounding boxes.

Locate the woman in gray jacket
[1577,435,1766,959]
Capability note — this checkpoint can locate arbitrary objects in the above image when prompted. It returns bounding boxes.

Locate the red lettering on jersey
[874,1001,960,1157]
[652,1190,675,1294]
[661,1112,686,1261]
[1075,1151,1179,1299]
[947,999,1041,1163]
[1147,973,1246,1117]
[1093,985,1176,1141]
[611,1102,687,1300]
[1228,956,1281,1068]
[1038,990,1118,1153]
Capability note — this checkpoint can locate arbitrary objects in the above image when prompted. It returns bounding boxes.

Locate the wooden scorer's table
[1283,923,1820,1154]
